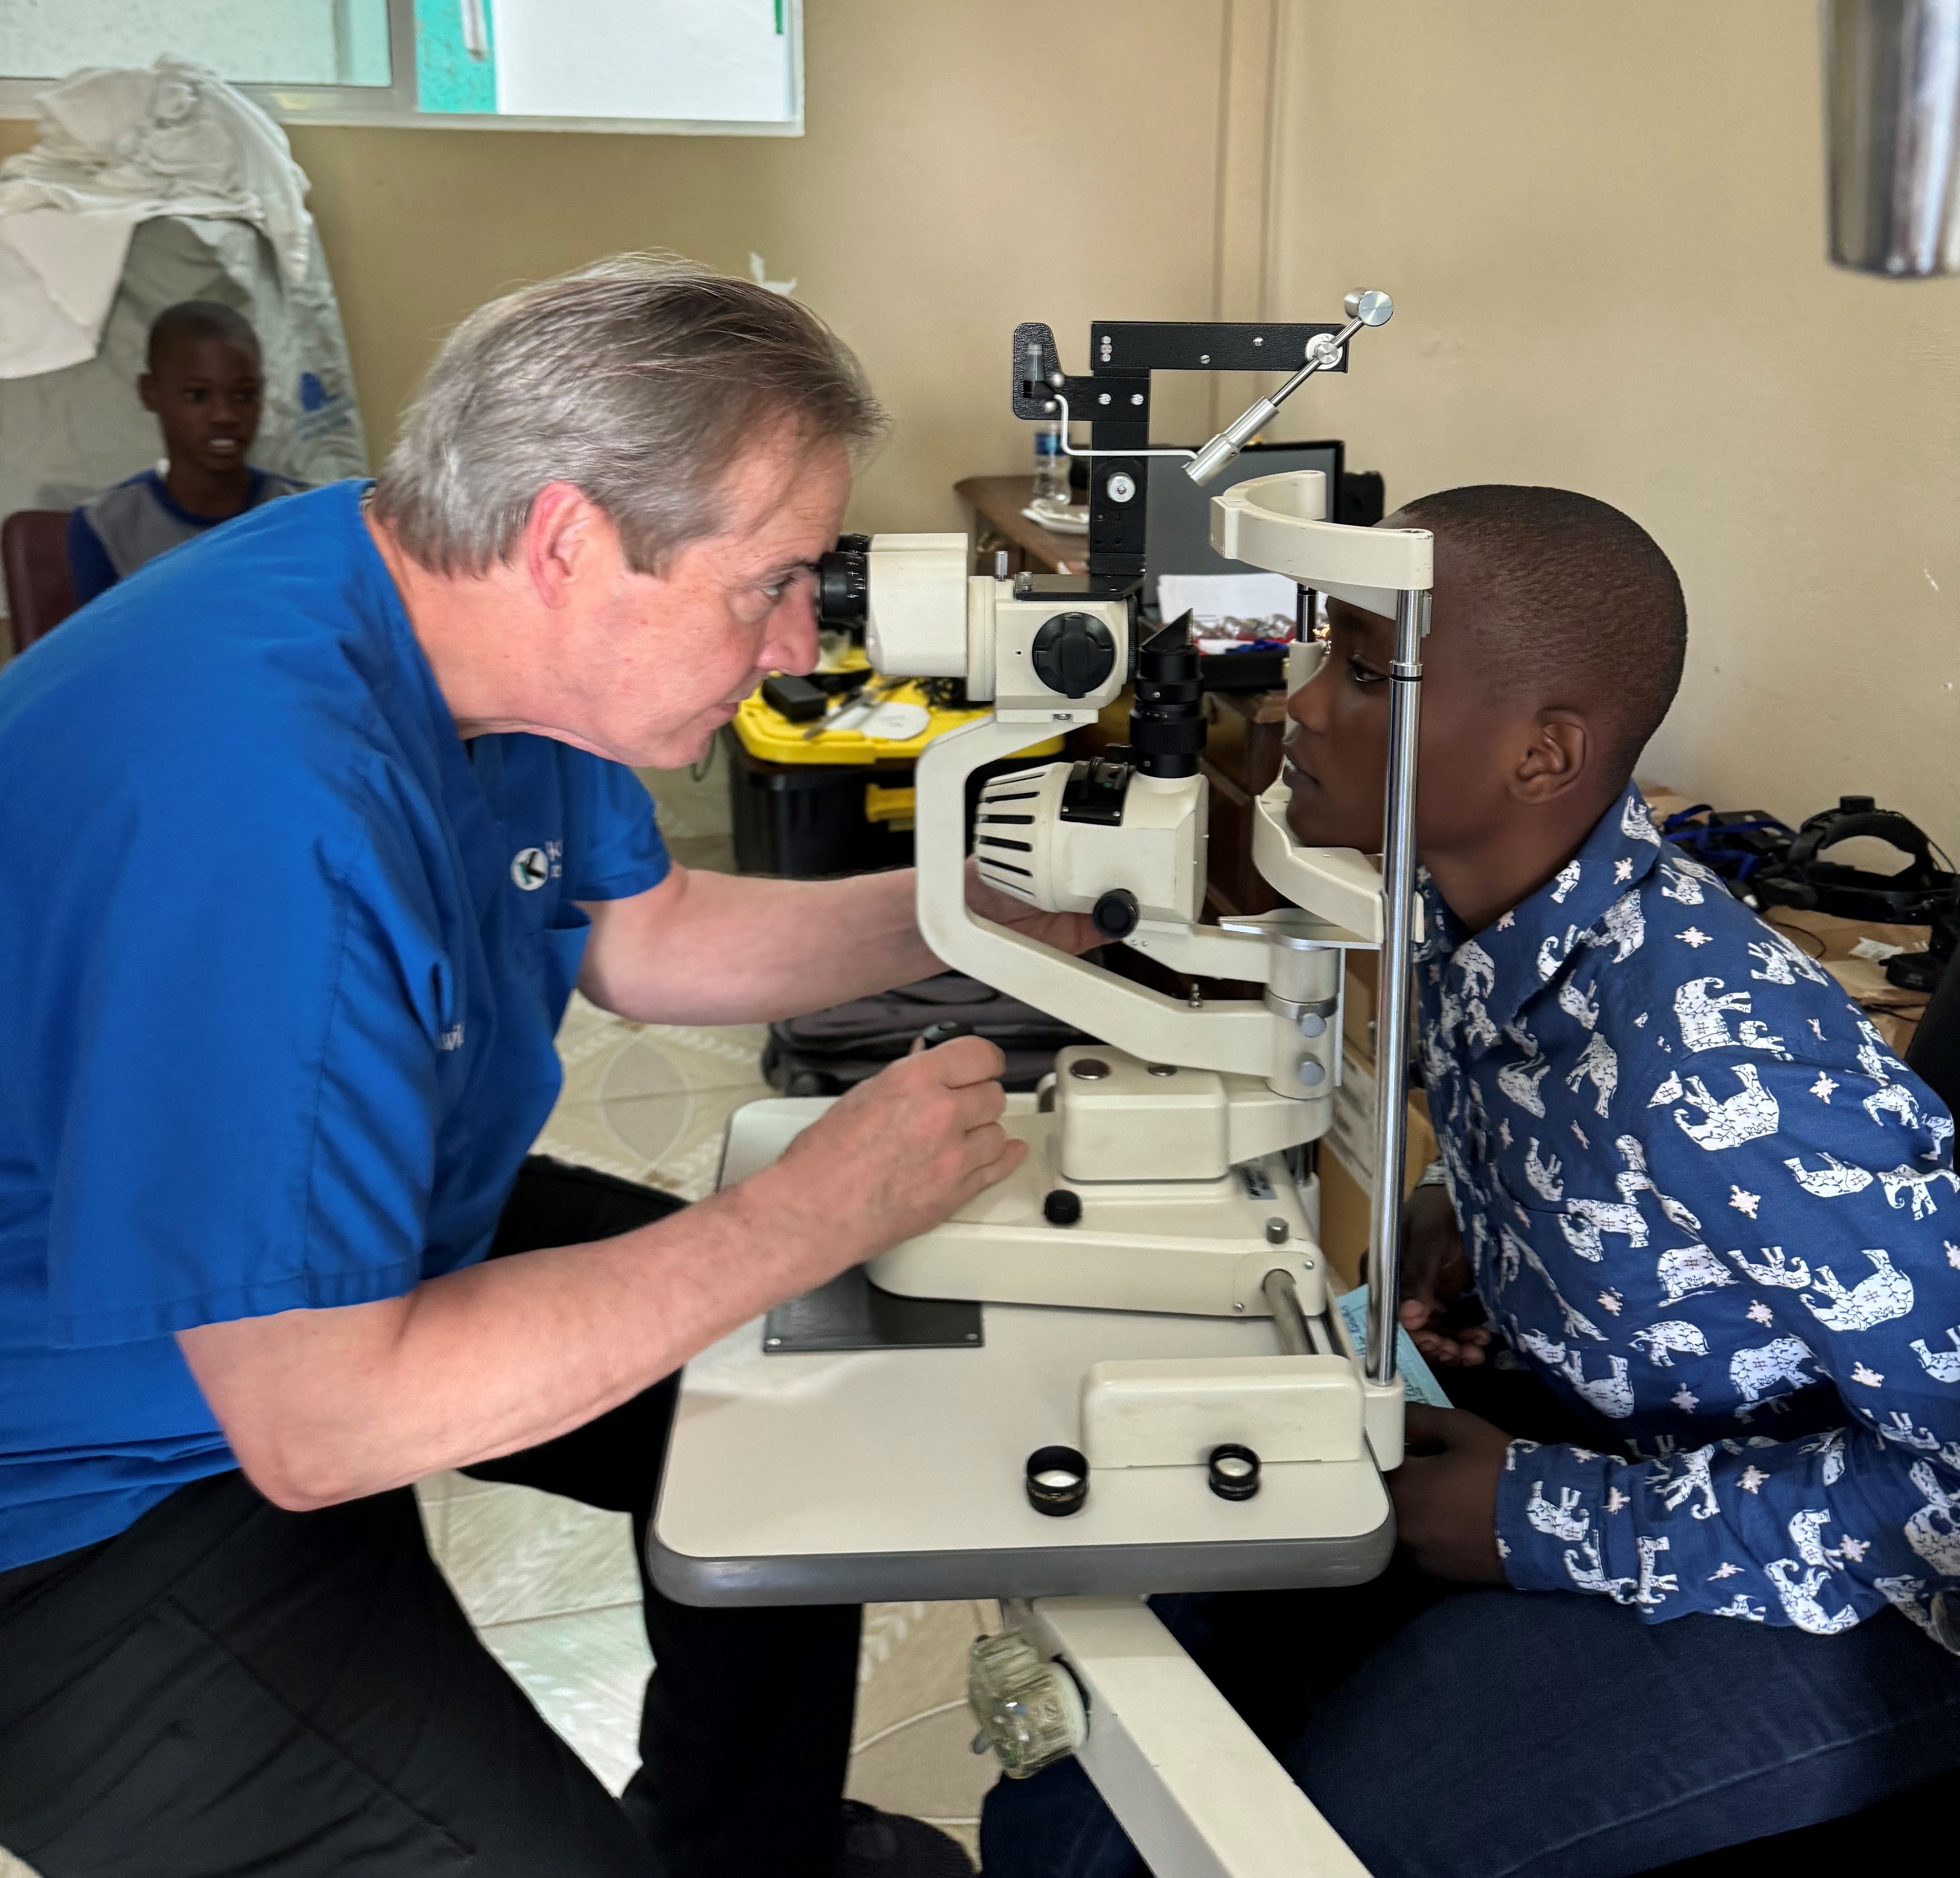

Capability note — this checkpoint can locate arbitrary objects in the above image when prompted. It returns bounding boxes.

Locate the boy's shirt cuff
[1495,1439,1626,1594]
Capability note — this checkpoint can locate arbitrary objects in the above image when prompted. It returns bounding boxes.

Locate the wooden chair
[2,510,78,654]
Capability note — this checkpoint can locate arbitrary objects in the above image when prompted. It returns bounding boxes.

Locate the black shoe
[836,1800,975,1877]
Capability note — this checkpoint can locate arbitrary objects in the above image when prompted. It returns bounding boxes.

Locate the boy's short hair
[146,301,260,373]
[1398,484,1687,784]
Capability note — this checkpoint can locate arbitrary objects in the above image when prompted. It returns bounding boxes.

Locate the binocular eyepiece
[816,533,871,628]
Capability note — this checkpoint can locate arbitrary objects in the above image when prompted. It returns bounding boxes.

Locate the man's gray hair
[371,253,884,577]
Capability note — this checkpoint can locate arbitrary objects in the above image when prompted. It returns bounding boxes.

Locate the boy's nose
[1286,669,1331,734]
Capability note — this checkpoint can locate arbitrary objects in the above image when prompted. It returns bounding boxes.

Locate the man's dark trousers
[0,1158,861,1877]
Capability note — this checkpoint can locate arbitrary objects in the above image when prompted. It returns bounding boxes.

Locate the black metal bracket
[1010,319,1348,585]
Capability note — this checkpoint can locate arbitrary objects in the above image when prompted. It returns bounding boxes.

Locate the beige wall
[1263,0,1960,841]
[12,0,1951,844]
[0,1,1236,538]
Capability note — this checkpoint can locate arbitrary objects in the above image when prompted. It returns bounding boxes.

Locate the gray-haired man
[0,257,1091,1877]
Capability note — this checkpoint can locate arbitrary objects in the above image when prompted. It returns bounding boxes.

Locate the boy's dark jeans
[981,1362,1960,1878]
[0,1158,860,1878]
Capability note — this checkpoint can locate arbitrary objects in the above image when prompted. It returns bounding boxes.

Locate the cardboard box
[1762,908,1930,1057]
[1316,1149,1372,1291]
[1317,1042,1437,1289]
[1342,953,1377,1061]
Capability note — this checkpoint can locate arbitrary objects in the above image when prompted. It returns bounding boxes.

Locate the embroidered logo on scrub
[511,846,552,890]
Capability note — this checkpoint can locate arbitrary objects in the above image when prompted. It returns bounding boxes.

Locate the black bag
[761,973,1091,1096]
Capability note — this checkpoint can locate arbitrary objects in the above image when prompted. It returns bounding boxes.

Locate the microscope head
[815,532,1130,716]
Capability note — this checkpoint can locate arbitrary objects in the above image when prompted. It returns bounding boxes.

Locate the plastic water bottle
[1032,422,1068,508]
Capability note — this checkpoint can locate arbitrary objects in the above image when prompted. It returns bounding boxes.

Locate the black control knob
[1030,613,1117,698]
[1042,1188,1082,1227]
[1091,888,1140,940]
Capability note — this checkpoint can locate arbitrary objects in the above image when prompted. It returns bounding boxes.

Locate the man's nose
[762,590,821,677]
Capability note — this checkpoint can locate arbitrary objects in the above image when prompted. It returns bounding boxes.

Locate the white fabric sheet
[0,58,312,380]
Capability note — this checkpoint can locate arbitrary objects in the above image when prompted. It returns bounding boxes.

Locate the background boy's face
[140,335,263,476]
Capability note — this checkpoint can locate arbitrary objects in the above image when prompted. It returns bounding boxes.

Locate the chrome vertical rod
[1365,587,1430,1388]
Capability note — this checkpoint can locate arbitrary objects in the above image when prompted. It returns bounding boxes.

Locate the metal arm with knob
[1020,291,1393,474]
[1186,290,1395,487]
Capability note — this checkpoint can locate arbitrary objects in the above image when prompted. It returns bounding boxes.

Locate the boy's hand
[1388,1404,1509,1583]
[1398,1183,1492,1367]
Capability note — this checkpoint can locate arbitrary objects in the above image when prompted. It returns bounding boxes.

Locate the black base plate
[763,1268,983,1353]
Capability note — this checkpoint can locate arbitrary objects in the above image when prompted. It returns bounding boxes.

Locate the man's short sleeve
[562,749,668,903]
[36,753,452,1348]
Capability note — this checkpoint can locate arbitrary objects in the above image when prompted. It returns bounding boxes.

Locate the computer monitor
[1143,438,1344,612]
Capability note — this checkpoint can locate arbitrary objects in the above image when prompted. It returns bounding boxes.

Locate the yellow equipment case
[725,669,1062,877]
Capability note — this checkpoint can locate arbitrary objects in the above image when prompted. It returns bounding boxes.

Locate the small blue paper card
[1334,1287,1451,1408]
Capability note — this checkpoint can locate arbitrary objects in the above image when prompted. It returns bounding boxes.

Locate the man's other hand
[759,1034,1025,1268]
[1389,1404,1509,1584]
[1399,1182,1491,1367]
[963,858,1102,957]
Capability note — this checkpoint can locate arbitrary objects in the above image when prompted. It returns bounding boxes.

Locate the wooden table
[955,475,1089,576]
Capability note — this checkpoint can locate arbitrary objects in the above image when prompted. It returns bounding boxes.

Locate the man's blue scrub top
[0,481,669,1570]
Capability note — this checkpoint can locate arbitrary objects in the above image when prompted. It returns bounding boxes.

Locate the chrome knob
[1343,289,1393,326]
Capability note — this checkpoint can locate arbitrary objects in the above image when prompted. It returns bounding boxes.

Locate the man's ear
[522,481,612,610]
[1511,709,1592,804]
[137,373,159,414]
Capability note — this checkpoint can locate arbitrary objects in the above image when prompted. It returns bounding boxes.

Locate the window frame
[0,0,804,136]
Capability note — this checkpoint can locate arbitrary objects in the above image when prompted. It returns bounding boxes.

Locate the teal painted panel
[416,0,497,113]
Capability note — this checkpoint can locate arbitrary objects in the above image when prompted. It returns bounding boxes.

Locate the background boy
[983,485,1960,1877]
[67,300,307,606]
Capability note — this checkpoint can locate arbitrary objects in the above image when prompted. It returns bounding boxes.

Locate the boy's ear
[1510,709,1592,804]
[137,373,159,414]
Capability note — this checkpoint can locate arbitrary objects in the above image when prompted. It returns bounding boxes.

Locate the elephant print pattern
[1417,791,1960,1633]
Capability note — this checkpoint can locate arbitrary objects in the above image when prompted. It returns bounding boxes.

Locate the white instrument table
[649,1100,1393,1607]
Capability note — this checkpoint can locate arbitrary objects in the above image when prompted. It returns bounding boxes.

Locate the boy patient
[983,486,1960,1878]
[67,301,307,606]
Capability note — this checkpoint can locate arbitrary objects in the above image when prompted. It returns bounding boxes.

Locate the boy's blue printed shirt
[1422,790,1960,1640]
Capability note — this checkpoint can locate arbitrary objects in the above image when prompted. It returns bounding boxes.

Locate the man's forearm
[579,865,941,1027]
[178,1174,828,1510]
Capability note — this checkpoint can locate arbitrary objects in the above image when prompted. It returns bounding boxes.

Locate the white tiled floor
[479,1602,653,1798]
[419,1472,640,1630]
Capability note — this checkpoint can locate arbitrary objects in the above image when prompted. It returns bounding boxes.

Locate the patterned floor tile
[435,1481,640,1630]
[478,1604,652,1798]
[532,996,772,1200]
